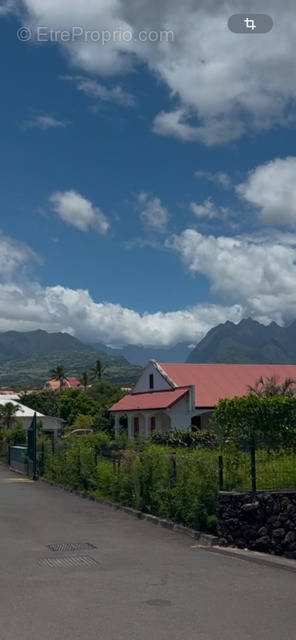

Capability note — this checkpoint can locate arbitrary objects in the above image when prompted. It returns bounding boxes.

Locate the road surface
[0,465,295,640]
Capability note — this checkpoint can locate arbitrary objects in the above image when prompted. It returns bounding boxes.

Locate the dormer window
[149,374,154,390]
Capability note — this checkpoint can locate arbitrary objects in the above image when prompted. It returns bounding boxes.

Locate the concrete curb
[39,477,218,546]
[204,545,296,573]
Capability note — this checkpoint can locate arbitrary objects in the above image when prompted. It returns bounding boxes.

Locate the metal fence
[219,446,296,492]
[9,446,28,475]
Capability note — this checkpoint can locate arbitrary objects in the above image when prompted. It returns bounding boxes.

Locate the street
[0,465,295,640]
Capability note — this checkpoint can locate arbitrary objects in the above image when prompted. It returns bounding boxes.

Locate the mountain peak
[186,318,296,364]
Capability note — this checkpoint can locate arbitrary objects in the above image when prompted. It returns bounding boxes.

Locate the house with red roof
[110,361,296,438]
[44,377,83,392]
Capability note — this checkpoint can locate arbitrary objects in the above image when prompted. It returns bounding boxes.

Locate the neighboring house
[44,377,82,392]
[110,361,296,438]
[0,396,63,438]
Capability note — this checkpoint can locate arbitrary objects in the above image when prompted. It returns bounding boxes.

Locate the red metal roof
[159,363,296,408]
[110,388,189,412]
[67,377,83,387]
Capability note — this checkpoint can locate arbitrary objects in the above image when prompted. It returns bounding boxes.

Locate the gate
[9,413,38,480]
[9,446,28,474]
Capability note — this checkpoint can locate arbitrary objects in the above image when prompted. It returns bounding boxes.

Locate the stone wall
[218,491,296,558]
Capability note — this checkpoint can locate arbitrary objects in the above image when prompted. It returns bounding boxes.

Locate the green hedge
[44,437,218,533]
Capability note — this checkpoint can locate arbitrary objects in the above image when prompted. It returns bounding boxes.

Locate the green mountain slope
[187,318,296,364]
[0,331,142,388]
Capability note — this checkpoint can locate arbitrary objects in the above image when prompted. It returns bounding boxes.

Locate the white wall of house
[133,362,172,394]
[18,416,62,437]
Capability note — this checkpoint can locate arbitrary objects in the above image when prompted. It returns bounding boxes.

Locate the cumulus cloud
[0,281,243,347]
[168,229,296,323]
[0,231,39,279]
[0,0,16,15]
[23,114,68,130]
[138,193,170,233]
[237,157,296,226]
[190,199,228,220]
[61,75,136,108]
[15,0,296,144]
[50,190,110,234]
[195,170,232,190]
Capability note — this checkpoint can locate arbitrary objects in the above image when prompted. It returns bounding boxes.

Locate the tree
[58,388,101,425]
[51,365,68,392]
[91,360,106,383]
[0,403,20,430]
[248,376,296,398]
[72,414,94,429]
[20,391,59,417]
[80,372,89,391]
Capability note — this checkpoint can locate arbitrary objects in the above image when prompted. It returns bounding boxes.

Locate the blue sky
[0,1,296,348]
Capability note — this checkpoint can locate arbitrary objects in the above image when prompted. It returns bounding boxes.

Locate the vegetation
[20,381,125,435]
[50,365,68,391]
[212,395,296,450]
[151,430,218,449]
[91,360,106,382]
[0,402,20,430]
[43,437,218,532]
[19,390,59,417]
[248,375,296,397]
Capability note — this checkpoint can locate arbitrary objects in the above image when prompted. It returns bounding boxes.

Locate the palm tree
[248,376,296,398]
[91,360,106,383]
[0,403,20,430]
[51,365,68,392]
[81,371,89,391]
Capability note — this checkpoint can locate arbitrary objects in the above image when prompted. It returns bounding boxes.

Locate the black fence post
[250,437,257,493]
[218,455,224,491]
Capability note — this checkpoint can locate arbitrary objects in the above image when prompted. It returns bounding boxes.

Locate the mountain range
[187,318,296,364]
[1,318,296,389]
[0,330,141,389]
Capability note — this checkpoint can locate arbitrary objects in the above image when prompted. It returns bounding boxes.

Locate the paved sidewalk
[1,465,296,640]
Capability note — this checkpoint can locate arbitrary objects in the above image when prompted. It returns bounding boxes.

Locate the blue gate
[9,446,28,474]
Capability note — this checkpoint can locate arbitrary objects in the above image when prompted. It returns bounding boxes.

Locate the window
[150,416,156,433]
[149,374,154,390]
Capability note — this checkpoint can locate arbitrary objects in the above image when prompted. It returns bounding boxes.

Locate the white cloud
[15,0,296,145]
[50,190,110,234]
[0,0,16,15]
[0,281,243,347]
[237,157,296,226]
[23,114,68,130]
[190,198,227,220]
[0,231,39,279]
[195,170,232,190]
[138,194,170,233]
[62,75,136,107]
[168,229,296,323]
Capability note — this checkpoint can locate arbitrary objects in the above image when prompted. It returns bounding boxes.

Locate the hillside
[0,330,142,388]
[187,318,296,364]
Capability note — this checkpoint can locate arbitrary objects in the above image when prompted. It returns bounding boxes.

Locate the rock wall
[218,491,296,558]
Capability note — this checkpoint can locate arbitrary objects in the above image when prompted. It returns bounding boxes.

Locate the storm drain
[39,556,99,568]
[47,542,96,552]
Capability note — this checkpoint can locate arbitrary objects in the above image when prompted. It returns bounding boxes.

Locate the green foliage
[43,437,218,533]
[58,389,100,425]
[0,402,20,430]
[213,395,296,450]
[151,430,218,450]
[3,422,26,446]
[87,381,125,407]
[20,391,59,417]
[72,414,94,429]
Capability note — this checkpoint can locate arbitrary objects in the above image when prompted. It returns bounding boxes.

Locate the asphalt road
[1,465,296,640]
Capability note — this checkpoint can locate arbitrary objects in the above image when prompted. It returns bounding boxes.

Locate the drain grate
[47,542,96,552]
[39,555,99,568]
